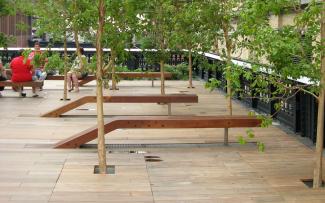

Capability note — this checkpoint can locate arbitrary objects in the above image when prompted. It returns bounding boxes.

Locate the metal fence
[194,56,319,144]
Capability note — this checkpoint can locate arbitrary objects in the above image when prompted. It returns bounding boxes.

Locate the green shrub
[164,63,188,80]
[116,66,130,72]
[45,52,64,75]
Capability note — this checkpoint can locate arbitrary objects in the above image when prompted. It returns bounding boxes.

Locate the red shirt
[10,56,32,82]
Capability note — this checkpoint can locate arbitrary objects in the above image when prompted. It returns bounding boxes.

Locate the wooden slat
[116,72,172,79]
[0,80,43,87]
[41,94,198,117]
[54,116,262,148]
[45,75,65,80]
[78,76,96,86]
[46,72,172,86]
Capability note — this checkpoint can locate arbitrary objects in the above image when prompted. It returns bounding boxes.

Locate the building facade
[0,14,32,47]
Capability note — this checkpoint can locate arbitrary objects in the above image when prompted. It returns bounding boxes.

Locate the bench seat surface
[0,80,43,87]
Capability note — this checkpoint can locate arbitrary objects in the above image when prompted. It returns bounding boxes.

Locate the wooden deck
[0,79,323,203]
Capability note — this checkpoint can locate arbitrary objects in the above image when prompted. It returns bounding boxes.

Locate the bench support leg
[224,128,228,146]
[151,79,154,87]
[168,103,171,116]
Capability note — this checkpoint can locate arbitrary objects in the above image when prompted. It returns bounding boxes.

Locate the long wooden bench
[54,116,262,148]
[41,94,198,117]
[45,75,95,86]
[0,80,43,88]
[46,72,172,86]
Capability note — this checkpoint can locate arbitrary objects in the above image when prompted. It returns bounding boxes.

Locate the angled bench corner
[54,115,262,149]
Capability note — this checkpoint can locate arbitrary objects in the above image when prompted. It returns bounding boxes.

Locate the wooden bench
[115,72,172,87]
[41,94,198,117]
[0,80,44,90]
[54,116,262,148]
[0,80,44,97]
[46,75,95,86]
[46,72,172,86]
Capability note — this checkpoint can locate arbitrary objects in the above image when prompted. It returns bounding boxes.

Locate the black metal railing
[194,55,320,145]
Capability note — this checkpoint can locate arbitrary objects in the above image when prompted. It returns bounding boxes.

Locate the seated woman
[67,47,87,93]
[10,50,39,97]
[0,59,7,97]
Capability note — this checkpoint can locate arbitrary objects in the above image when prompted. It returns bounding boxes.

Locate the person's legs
[71,73,79,92]
[32,76,38,97]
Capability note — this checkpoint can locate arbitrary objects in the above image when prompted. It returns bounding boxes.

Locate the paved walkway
[0,79,323,203]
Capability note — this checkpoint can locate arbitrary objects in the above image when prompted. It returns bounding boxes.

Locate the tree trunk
[73,28,83,68]
[96,0,107,174]
[160,60,165,95]
[223,23,233,116]
[313,0,325,188]
[62,32,68,100]
[73,0,82,64]
[188,49,193,88]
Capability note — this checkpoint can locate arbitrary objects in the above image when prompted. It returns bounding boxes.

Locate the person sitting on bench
[67,47,88,93]
[10,50,39,97]
[28,41,47,82]
[0,59,7,97]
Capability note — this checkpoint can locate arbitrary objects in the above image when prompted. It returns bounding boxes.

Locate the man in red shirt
[10,50,38,97]
[11,53,32,82]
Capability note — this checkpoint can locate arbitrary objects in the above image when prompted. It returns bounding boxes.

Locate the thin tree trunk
[313,0,325,188]
[73,28,83,67]
[96,0,107,174]
[188,49,193,88]
[73,0,82,64]
[223,23,233,116]
[160,60,165,95]
[62,32,68,100]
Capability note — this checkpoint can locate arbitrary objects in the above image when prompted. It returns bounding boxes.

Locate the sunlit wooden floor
[0,79,323,203]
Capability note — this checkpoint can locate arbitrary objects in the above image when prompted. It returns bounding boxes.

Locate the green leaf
[237,135,247,145]
[248,111,256,116]
[257,142,265,152]
[246,129,255,138]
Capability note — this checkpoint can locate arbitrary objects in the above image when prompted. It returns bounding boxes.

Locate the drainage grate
[18,114,39,117]
[145,158,162,162]
[76,108,96,111]
[94,165,115,174]
[144,155,162,162]
[144,155,160,159]
[24,144,54,148]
